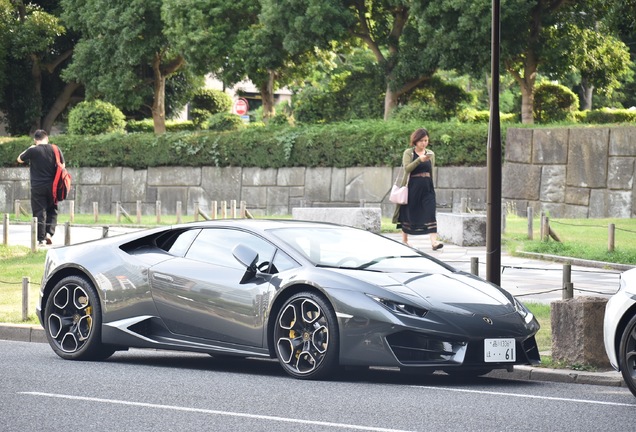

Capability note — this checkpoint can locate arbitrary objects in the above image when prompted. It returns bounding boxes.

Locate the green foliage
[293,87,339,123]
[269,113,293,126]
[0,120,495,169]
[533,83,579,124]
[582,108,636,124]
[191,88,233,115]
[206,113,245,132]
[67,100,126,135]
[126,119,196,133]
[457,110,519,123]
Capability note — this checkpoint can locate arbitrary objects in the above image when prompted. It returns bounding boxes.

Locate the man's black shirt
[20,144,65,188]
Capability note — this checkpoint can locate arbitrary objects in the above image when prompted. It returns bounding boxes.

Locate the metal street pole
[487,0,502,286]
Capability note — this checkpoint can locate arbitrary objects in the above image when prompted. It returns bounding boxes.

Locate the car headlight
[514,297,534,324]
[367,295,428,318]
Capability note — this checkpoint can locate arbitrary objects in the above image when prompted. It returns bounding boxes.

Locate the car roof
[172,218,348,232]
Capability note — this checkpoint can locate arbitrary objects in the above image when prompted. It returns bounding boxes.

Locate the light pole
[487,0,502,286]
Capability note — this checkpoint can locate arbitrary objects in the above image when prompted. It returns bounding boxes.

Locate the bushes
[67,100,126,135]
[533,83,579,123]
[581,108,636,124]
[189,89,233,127]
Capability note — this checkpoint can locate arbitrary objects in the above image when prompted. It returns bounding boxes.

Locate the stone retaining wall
[1,126,633,218]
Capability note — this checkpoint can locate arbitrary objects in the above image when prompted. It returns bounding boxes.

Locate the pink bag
[389,184,408,205]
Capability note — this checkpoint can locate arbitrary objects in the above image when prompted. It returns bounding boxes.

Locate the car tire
[619,314,636,397]
[274,291,339,380]
[44,275,115,361]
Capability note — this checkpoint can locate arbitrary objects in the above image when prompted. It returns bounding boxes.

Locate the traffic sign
[233,98,249,116]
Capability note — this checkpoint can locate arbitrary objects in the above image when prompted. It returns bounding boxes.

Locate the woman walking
[392,128,443,250]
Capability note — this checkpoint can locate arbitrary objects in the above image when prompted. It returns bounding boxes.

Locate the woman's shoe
[432,243,444,251]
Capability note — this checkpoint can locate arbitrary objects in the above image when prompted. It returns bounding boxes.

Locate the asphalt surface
[0,222,629,389]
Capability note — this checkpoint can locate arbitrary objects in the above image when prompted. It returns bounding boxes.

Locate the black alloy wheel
[619,314,636,397]
[44,276,115,361]
[274,292,339,380]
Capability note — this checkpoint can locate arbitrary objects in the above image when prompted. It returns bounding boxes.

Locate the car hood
[334,269,515,317]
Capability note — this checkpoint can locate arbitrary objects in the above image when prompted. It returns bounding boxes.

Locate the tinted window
[186,228,276,270]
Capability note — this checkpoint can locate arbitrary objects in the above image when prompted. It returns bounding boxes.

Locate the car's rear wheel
[274,292,339,380]
[619,315,636,397]
[44,276,114,361]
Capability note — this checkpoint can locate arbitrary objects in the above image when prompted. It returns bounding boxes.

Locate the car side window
[271,250,298,273]
[185,228,276,271]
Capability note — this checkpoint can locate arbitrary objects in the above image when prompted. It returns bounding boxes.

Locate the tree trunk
[384,84,399,120]
[519,81,535,124]
[260,71,276,122]
[42,82,82,133]
[30,54,43,133]
[580,77,594,110]
[151,55,167,135]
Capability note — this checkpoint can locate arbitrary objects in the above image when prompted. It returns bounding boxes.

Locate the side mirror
[232,244,259,283]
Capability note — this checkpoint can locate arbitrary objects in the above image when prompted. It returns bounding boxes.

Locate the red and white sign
[233,98,249,116]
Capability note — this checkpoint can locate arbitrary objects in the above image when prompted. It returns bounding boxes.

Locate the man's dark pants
[30,185,57,242]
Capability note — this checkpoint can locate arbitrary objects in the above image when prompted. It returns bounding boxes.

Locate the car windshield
[268,226,451,273]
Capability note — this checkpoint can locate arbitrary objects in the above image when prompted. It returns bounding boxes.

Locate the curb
[0,324,625,388]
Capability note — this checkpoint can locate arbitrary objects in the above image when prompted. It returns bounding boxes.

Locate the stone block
[564,187,590,206]
[436,167,487,189]
[305,168,332,202]
[532,128,569,164]
[589,189,632,218]
[242,168,277,186]
[551,296,610,368]
[504,128,534,163]
[148,166,201,186]
[607,157,634,190]
[277,167,305,186]
[121,168,147,202]
[609,126,636,156]
[201,167,242,201]
[292,207,382,233]
[330,168,346,202]
[437,212,487,246]
[345,167,392,202]
[540,165,566,203]
[502,163,542,200]
[566,128,609,188]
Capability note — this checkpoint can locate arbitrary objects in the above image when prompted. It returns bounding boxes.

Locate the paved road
[1,222,624,304]
[1,340,634,432]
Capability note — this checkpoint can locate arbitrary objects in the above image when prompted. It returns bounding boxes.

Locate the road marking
[20,392,415,432]
[411,385,636,407]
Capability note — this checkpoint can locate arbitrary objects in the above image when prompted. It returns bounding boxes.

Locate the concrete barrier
[551,296,610,368]
[292,207,381,233]
[437,212,487,246]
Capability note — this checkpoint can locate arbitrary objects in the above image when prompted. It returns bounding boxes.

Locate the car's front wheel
[44,275,114,361]
[274,292,339,380]
[619,315,636,397]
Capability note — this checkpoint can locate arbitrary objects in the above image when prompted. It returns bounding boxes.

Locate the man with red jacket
[17,129,65,246]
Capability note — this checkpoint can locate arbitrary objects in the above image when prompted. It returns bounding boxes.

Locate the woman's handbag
[389,183,408,205]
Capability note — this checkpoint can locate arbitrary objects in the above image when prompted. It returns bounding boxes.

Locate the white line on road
[411,385,635,407]
[20,391,416,432]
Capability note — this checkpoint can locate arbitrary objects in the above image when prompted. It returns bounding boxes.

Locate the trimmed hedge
[0,120,495,169]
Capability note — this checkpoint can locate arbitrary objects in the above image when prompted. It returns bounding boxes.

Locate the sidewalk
[0,224,627,389]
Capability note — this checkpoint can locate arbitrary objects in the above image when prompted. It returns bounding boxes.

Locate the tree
[61,0,185,134]
[417,0,619,123]
[0,0,81,135]
[260,0,439,120]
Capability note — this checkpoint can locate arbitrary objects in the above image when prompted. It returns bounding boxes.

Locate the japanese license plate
[484,338,516,362]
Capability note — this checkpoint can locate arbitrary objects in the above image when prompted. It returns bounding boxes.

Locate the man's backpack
[51,145,71,204]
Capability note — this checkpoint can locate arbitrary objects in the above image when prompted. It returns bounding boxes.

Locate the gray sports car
[37,219,540,380]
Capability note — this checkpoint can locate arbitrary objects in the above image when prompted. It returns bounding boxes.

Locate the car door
[149,228,277,347]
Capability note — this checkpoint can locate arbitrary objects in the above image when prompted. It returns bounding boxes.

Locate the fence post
[15,199,20,219]
[562,263,572,300]
[194,202,199,222]
[93,202,99,223]
[136,200,142,224]
[501,203,506,234]
[102,226,109,238]
[230,200,237,218]
[527,207,533,240]
[156,200,161,224]
[471,257,479,276]
[31,217,37,252]
[69,199,75,223]
[22,277,30,321]
[64,221,71,246]
[240,201,246,219]
[211,201,217,220]
[608,223,615,252]
[221,200,227,219]
[3,213,8,245]
[116,201,121,224]
[542,216,550,242]
[176,201,182,224]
